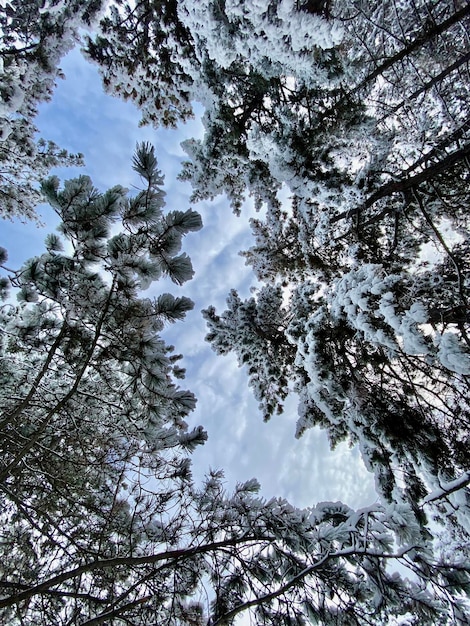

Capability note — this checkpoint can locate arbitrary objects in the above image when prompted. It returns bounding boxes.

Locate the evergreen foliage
[85,0,195,128]
[3,145,469,625]
[192,0,470,521]
[2,0,470,623]
[90,0,470,615]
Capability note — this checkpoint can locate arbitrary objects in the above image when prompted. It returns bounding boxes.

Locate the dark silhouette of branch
[349,6,470,97]
[332,142,470,227]
[0,278,117,483]
[1,42,40,56]
[0,581,107,605]
[0,535,274,609]
[380,50,470,120]
[78,595,152,626]
[211,545,419,626]
[402,120,470,178]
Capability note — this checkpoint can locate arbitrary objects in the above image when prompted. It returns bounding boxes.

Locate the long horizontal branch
[0,581,107,605]
[0,535,274,609]
[1,42,41,56]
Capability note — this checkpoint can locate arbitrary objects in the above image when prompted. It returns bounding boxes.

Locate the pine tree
[0,142,203,622]
[85,0,195,129]
[173,0,470,572]
[3,0,470,622]
[0,0,103,220]
[86,0,470,614]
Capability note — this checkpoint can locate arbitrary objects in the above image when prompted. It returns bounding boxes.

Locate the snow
[179,0,343,85]
[435,332,470,375]
[423,471,470,505]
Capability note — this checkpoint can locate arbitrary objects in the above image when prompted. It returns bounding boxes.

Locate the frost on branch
[183,0,470,581]
[203,285,295,420]
[0,0,103,220]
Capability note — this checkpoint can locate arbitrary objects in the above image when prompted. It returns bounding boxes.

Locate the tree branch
[380,50,470,121]
[348,5,470,98]
[421,471,470,506]
[0,319,69,429]
[78,595,152,626]
[0,535,274,609]
[0,279,117,482]
[332,142,470,227]
[211,545,418,625]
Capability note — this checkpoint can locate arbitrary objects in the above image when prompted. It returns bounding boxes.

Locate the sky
[1,46,376,511]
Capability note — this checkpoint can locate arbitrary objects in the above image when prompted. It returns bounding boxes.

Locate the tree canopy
[1,0,470,624]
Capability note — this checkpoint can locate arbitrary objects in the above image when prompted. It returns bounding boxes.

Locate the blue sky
[1,46,376,509]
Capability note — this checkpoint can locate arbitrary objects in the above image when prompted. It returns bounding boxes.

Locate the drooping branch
[0,581,108,605]
[422,471,470,506]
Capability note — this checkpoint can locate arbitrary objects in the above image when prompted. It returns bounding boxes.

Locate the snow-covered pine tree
[86,0,470,265]
[177,0,470,568]
[0,0,103,220]
[2,0,468,621]
[84,0,195,129]
[85,0,470,610]
[86,0,349,213]
[0,142,203,622]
